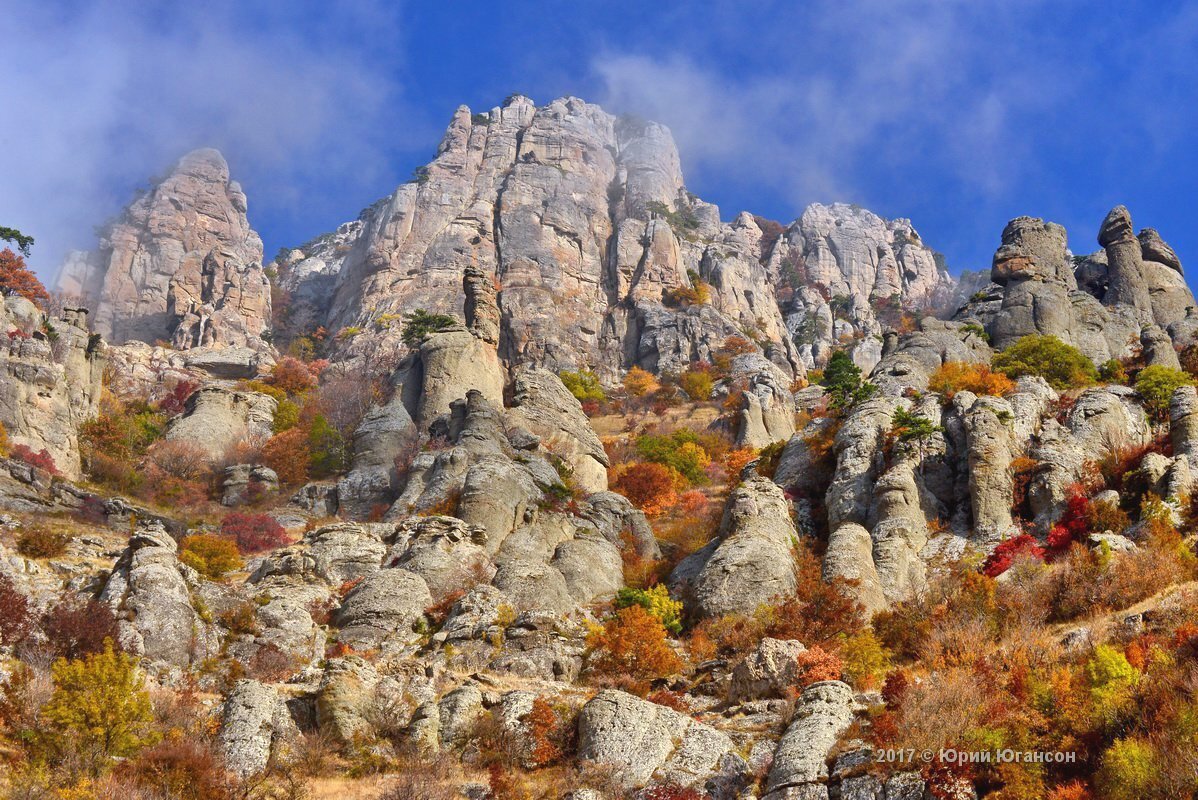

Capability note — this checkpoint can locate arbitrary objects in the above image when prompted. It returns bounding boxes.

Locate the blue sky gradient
[3,0,1196,282]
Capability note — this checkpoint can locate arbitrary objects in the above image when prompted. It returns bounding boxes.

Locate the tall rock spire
[56,148,271,351]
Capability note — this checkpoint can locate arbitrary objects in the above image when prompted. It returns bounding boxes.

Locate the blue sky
[3,0,1197,282]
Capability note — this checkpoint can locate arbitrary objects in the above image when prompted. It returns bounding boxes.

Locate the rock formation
[56,148,271,350]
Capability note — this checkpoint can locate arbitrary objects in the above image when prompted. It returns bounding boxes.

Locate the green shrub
[559,370,606,403]
[308,414,348,477]
[991,335,1097,390]
[635,430,710,485]
[1096,737,1157,800]
[615,585,683,635]
[1098,358,1128,384]
[401,309,456,346]
[272,398,301,433]
[1087,643,1139,724]
[1134,365,1194,419]
[678,367,715,401]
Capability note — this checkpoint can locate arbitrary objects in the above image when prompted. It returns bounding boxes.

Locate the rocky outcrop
[272,99,950,385]
[729,638,808,703]
[217,680,298,777]
[987,217,1078,350]
[671,477,799,620]
[730,353,797,447]
[763,681,856,798]
[333,567,432,651]
[99,521,218,667]
[57,148,271,350]
[164,386,277,462]
[505,367,609,493]
[221,464,279,506]
[0,300,104,480]
[577,689,737,789]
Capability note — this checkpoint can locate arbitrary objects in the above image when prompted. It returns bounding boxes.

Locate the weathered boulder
[386,515,492,600]
[729,638,808,703]
[165,386,277,462]
[671,477,799,620]
[221,464,279,506]
[99,521,217,667]
[764,681,856,797]
[217,680,298,777]
[506,367,609,493]
[333,568,433,651]
[731,353,797,447]
[577,689,736,789]
[0,302,104,479]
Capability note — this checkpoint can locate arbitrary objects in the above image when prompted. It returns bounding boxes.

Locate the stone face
[672,476,799,620]
[765,681,855,795]
[164,386,277,462]
[577,689,736,788]
[217,680,298,777]
[57,148,271,350]
[0,302,104,479]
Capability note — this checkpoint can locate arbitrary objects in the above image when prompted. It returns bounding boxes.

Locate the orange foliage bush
[612,462,680,516]
[0,248,50,307]
[267,356,318,395]
[260,428,311,485]
[794,646,844,687]
[928,361,1016,400]
[587,605,682,686]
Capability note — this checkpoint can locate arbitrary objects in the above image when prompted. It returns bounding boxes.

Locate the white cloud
[0,0,412,276]
[592,0,1065,219]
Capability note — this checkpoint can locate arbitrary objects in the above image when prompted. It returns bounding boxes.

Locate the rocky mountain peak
[55,147,270,351]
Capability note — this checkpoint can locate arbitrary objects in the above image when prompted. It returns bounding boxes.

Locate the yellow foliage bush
[178,534,242,580]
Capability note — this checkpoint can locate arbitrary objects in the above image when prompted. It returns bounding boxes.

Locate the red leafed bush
[643,784,708,800]
[220,512,289,554]
[1047,490,1090,554]
[42,593,121,660]
[0,574,32,646]
[612,461,679,516]
[981,533,1045,577]
[9,443,59,475]
[156,379,200,418]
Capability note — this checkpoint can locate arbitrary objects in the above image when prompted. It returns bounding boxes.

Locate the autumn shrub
[838,630,892,689]
[1085,497,1130,536]
[767,540,867,647]
[220,511,289,554]
[522,697,565,767]
[634,429,711,484]
[794,646,844,687]
[0,573,32,646]
[646,689,690,712]
[42,594,121,660]
[0,421,9,458]
[1046,491,1092,553]
[612,461,680,516]
[712,335,756,376]
[622,365,660,398]
[267,356,318,395]
[928,361,1016,400]
[587,605,682,688]
[615,584,683,635]
[272,397,302,432]
[559,369,605,403]
[1098,358,1128,384]
[219,602,261,636]
[678,365,715,401]
[0,247,50,306]
[260,428,311,485]
[179,534,243,580]
[9,443,59,475]
[755,439,786,479]
[1134,364,1194,419]
[991,335,1097,390]
[144,439,209,481]
[247,642,296,682]
[982,534,1046,577]
[117,741,231,800]
[41,640,158,775]
[16,525,69,558]
[1095,737,1156,800]
[643,784,707,800]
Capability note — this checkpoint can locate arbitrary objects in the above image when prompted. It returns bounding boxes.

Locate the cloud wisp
[0,0,413,276]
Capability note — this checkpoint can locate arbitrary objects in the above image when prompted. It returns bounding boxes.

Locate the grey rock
[729,637,808,703]
[164,386,277,463]
[764,681,855,794]
[217,680,298,777]
[334,568,432,651]
[577,689,736,789]
[221,464,279,506]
